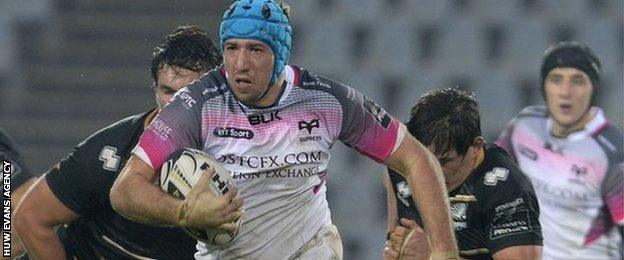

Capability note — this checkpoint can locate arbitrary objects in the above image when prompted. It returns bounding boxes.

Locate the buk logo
[298,119,320,134]
[248,110,281,125]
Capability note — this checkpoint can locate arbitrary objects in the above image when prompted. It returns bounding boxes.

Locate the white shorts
[289,223,343,260]
[196,223,343,260]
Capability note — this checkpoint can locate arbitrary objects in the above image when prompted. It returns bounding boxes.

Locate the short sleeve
[602,162,624,225]
[333,83,405,163]
[134,85,204,170]
[483,170,543,253]
[45,145,105,216]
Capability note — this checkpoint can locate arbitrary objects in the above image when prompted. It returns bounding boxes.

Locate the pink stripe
[358,119,400,163]
[137,130,176,171]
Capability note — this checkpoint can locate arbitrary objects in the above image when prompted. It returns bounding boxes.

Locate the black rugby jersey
[44,109,196,259]
[1,128,33,188]
[389,143,542,259]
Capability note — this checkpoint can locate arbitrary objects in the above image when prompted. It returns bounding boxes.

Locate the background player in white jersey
[383,88,543,260]
[497,41,623,259]
[13,25,222,259]
[110,0,458,259]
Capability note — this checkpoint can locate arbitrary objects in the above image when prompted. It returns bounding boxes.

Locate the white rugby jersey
[497,105,623,259]
[134,65,405,259]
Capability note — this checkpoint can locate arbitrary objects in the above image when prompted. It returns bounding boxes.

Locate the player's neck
[447,147,484,192]
[550,108,595,138]
[143,109,159,128]
[253,77,286,108]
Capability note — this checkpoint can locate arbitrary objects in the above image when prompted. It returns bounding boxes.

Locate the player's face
[154,65,202,110]
[223,38,275,106]
[544,67,594,132]
[431,146,477,191]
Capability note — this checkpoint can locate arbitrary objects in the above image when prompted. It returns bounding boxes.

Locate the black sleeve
[0,129,34,189]
[44,141,109,217]
[482,168,543,254]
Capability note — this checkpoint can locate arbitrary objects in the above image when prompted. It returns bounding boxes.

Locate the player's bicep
[385,170,399,231]
[118,154,158,184]
[485,190,542,253]
[492,245,542,260]
[15,177,80,227]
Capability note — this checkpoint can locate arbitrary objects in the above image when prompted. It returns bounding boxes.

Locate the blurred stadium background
[0,0,622,258]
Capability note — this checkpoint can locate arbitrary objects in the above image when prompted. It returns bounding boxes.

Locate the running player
[497,41,623,259]
[110,0,458,259]
[1,129,35,257]
[384,88,543,259]
[13,25,222,259]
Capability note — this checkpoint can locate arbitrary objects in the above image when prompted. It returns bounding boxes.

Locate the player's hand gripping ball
[160,148,241,245]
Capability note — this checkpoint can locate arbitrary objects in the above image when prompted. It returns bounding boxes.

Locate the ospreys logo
[298,119,320,134]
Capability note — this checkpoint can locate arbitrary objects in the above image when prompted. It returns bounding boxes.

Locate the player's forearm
[14,217,65,260]
[9,177,36,258]
[406,148,456,254]
[492,245,542,260]
[110,162,182,226]
[384,172,399,231]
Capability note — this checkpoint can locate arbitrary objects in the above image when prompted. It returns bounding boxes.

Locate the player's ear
[471,136,485,150]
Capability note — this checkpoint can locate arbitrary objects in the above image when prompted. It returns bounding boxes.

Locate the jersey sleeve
[482,169,543,253]
[495,120,517,162]
[133,84,205,171]
[602,162,624,225]
[333,82,405,163]
[45,141,108,216]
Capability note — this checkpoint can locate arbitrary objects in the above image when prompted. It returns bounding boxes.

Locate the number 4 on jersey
[99,146,120,171]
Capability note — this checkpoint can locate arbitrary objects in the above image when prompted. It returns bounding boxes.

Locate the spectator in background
[13,25,221,259]
[1,128,35,258]
[384,88,542,260]
[110,0,458,259]
[497,41,623,259]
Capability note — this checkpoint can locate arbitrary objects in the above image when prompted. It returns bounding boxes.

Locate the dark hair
[406,88,482,157]
[150,25,222,82]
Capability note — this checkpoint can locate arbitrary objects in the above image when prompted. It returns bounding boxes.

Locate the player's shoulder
[593,122,624,160]
[297,65,352,97]
[515,105,548,121]
[184,67,230,99]
[475,143,535,192]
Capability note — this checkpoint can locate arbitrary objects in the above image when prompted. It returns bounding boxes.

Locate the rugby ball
[159,148,241,245]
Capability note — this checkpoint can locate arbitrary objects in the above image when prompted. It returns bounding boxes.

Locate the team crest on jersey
[450,202,468,230]
[298,118,322,143]
[483,167,509,186]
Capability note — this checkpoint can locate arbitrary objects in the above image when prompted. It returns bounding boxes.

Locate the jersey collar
[224,65,296,110]
[546,107,607,142]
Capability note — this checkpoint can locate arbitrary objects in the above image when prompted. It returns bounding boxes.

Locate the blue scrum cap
[220,0,292,85]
